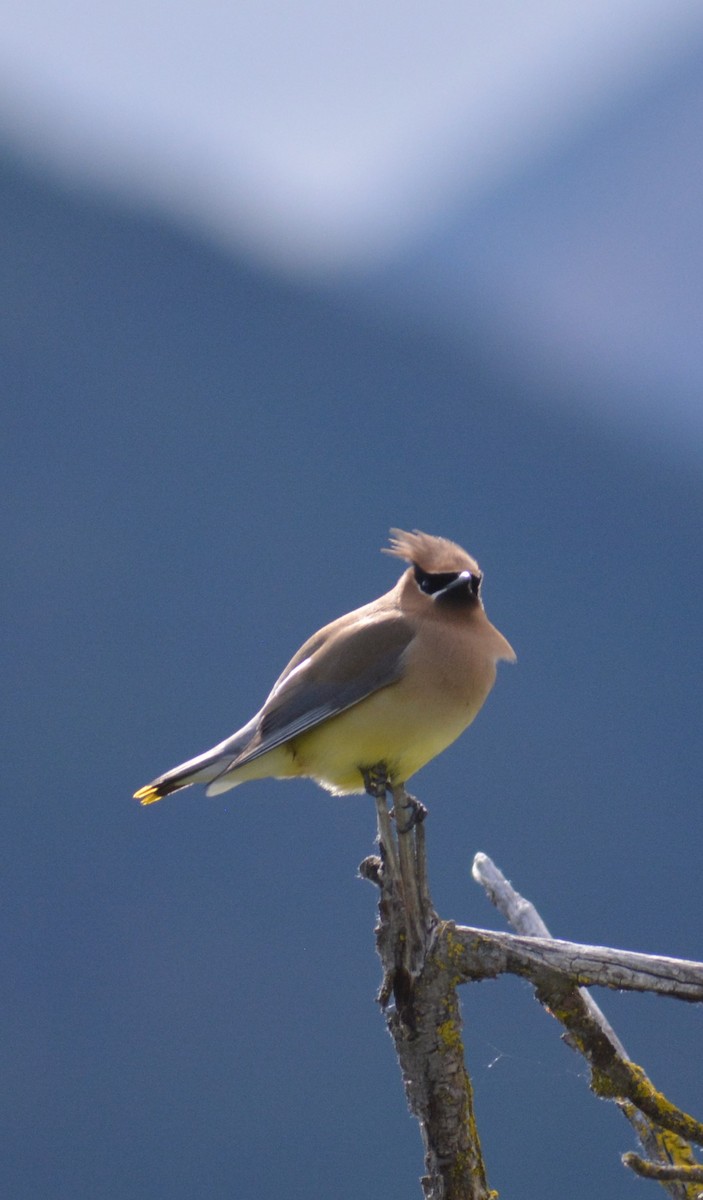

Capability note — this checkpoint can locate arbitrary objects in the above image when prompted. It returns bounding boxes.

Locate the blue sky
[3,9,703,1197]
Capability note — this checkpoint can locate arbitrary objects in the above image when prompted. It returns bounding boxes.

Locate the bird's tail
[133,717,259,805]
[134,752,228,805]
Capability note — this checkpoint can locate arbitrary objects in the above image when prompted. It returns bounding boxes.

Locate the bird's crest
[384,529,479,575]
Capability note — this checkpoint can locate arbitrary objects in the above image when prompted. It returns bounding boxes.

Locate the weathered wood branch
[623,1153,703,1184]
[472,853,703,1197]
[359,788,703,1200]
[471,852,628,1053]
[450,925,703,1001]
[360,776,495,1200]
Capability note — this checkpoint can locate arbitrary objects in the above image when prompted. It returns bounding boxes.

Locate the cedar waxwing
[133,530,515,804]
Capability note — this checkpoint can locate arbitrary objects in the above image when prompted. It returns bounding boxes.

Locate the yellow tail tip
[133,785,161,805]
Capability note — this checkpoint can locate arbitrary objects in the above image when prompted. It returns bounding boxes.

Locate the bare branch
[623,1153,703,1183]
[361,775,494,1200]
[452,925,703,1001]
[472,853,703,1197]
[472,852,550,937]
[472,851,627,1053]
[362,821,703,1198]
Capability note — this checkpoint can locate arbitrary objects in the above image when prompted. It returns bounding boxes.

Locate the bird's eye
[414,566,462,595]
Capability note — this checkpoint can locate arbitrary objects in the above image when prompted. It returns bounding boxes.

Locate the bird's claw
[391,793,427,833]
[362,764,391,799]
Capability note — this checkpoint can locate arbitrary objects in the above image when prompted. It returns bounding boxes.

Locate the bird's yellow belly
[287,679,490,795]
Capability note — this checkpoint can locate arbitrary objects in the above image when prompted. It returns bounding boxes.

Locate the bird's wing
[225,611,415,770]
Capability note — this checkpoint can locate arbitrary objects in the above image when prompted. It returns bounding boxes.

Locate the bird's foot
[361,764,391,799]
[390,788,427,833]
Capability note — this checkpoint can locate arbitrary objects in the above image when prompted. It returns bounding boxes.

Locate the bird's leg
[361,764,390,799]
[391,783,435,979]
[362,763,406,1006]
[360,773,438,1020]
[362,764,400,882]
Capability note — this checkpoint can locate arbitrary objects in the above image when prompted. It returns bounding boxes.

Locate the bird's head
[384,529,483,606]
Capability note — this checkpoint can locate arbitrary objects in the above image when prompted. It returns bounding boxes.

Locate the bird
[133,529,515,805]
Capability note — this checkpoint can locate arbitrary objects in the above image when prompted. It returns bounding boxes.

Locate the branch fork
[358,769,703,1200]
[359,765,494,1200]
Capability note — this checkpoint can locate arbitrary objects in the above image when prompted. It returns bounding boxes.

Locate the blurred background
[3,3,703,1197]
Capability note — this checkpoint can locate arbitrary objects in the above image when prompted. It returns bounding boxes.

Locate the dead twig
[472,852,703,1198]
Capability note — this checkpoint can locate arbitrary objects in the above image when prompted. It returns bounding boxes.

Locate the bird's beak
[434,570,473,599]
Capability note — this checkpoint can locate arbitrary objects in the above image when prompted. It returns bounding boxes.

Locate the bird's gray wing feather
[222,612,414,770]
